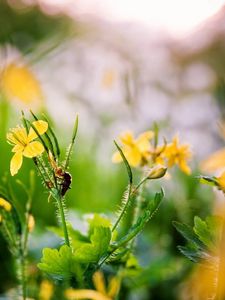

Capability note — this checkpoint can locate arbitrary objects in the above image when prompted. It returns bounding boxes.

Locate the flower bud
[147,165,167,179]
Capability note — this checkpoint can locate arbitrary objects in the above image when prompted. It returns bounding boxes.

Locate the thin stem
[112,184,132,232]
[19,252,26,300]
[112,177,149,233]
[54,192,70,247]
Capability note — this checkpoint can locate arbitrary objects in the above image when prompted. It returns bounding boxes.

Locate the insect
[48,151,72,196]
[60,171,72,196]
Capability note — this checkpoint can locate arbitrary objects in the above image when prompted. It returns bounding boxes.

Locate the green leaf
[75,227,111,263]
[193,216,215,250]
[88,214,111,237]
[199,176,218,187]
[114,141,133,184]
[172,221,204,249]
[38,245,80,280]
[48,225,89,249]
[178,245,214,264]
[178,245,203,263]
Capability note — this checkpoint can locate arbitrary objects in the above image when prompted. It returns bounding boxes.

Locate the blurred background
[0,0,225,299]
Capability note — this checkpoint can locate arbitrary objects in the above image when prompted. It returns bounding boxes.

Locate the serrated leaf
[194,216,215,251]
[38,245,79,280]
[178,245,214,264]
[173,221,204,249]
[74,227,111,263]
[178,245,202,263]
[88,214,111,237]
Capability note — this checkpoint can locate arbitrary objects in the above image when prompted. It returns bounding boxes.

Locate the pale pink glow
[41,0,225,36]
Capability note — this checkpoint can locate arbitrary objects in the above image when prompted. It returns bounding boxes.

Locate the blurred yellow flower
[112,130,154,167]
[101,69,116,89]
[0,215,2,223]
[28,214,35,232]
[39,280,54,300]
[65,271,120,300]
[1,63,43,105]
[0,198,12,212]
[163,136,192,175]
[7,120,48,176]
[201,148,225,173]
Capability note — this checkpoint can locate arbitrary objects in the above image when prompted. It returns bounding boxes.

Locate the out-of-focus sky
[40,0,225,36]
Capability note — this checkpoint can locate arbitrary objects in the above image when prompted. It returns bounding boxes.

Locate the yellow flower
[39,280,54,300]
[112,130,154,167]
[1,63,43,105]
[7,120,48,176]
[0,214,2,223]
[0,198,12,211]
[163,135,192,175]
[65,271,120,300]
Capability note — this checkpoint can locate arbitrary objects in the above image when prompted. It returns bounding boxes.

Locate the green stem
[19,253,26,300]
[55,193,70,247]
[112,177,149,233]
[112,183,132,232]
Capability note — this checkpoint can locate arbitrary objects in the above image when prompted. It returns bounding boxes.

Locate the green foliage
[173,215,222,263]
[75,226,111,263]
[87,213,111,236]
[38,245,80,280]
[199,176,218,187]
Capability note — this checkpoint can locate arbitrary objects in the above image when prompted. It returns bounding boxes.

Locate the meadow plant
[1,112,194,299]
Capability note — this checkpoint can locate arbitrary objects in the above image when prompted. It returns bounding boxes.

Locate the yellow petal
[7,127,28,145]
[179,160,191,175]
[93,272,107,295]
[107,276,120,298]
[120,131,134,146]
[125,148,142,167]
[12,144,24,153]
[0,198,12,212]
[136,131,153,152]
[10,151,23,176]
[39,280,54,300]
[28,120,48,141]
[200,148,225,172]
[7,132,18,145]
[23,141,44,158]
[65,289,110,300]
